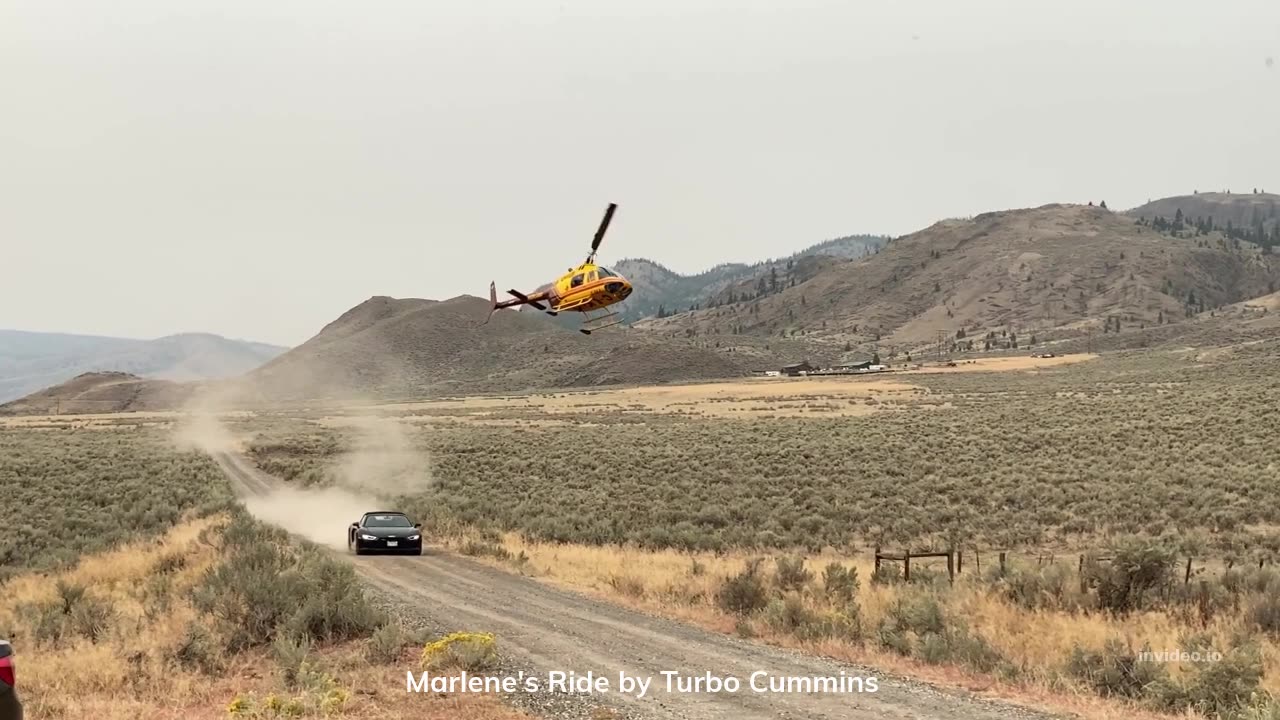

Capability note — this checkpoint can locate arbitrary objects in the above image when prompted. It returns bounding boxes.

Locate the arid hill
[0,330,287,403]
[230,295,818,403]
[635,203,1280,354]
[1127,191,1280,239]
[0,371,196,415]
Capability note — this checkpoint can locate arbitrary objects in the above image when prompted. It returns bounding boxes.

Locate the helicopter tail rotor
[482,282,498,325]
[586,203,617,264]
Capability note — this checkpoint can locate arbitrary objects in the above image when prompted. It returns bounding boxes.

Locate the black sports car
[348,511,423,555]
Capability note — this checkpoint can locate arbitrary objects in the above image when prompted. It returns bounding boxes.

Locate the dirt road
[214,451,1057,720]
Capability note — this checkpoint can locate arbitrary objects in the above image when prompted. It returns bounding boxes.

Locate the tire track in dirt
[213,450,1059,720]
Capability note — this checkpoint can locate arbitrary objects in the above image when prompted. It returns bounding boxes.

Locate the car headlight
[360,534,378,541]
[408,534,420,541]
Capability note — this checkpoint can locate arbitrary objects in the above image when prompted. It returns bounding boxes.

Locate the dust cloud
[172,382,435,551]
[241,485,383,551]
[331,415,434,497]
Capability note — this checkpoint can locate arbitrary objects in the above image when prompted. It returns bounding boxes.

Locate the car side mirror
[414,523,422,529]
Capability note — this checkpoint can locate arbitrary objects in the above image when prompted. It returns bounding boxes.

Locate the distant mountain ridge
[635,202,1280,352]
[0,329,288,403]
[613,234,887,321]
[1126,191,1280,251]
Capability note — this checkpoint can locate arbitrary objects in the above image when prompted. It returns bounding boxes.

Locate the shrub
[1083,540,1176,614]
[272,634,313,687]
[193,513,384,651]
[1246,587,1280,636]
[992,563,1078,611]
[774,556,812,592]
[1231,693,1280,720]
[870,564,901,585]
[716,560,769,616]
[69,594,113,642]
[945,626,1005,674]
[420,632,498,671]
[885,593,946,636]
[821,563,859,602]
[282,550,385,643]
[1159,642,1265,717]
[461,540,511,561]
[366,622,406,664]
[1065,638,1167,700]
[799,607,863,643]
[172,621,223,674]
[763,594,815,634]
[607,574,647,599]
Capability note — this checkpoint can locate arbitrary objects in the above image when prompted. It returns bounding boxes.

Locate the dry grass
[469,534,1279,720]
[0,516,529,719]
[365,375,925,420]
[898,353,1097,374]
[0,425,233,581]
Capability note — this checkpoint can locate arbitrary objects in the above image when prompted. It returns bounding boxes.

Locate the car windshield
[365,514,412,527]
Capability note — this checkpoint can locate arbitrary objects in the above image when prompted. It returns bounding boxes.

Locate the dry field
[0,516,531,720]
[0,426,529,719]
[897,352,1098,374]
[422,531,1272,720]
[5,342,1280,719]
[367,376,926,420]
[235,342,1280,719]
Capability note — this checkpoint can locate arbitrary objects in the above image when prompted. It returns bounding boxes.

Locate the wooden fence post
[957,550,963,576]
[874,546,881,574]
[904,550,912,583]
[1184,557,1193,585]
[975,549,981,572]
[947,551,955,584]
[999,551,1007,574]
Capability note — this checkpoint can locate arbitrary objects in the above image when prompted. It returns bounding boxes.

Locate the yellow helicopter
[485,203,633,335]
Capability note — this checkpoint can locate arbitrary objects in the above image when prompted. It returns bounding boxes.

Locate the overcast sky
[3,0,1277,346]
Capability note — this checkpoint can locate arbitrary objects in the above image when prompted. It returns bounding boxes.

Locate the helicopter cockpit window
[587,270,597,282]
[570,274,585,287]
[596,267,613,278]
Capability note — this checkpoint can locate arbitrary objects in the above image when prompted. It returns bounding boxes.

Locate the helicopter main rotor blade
[588,203,617,260]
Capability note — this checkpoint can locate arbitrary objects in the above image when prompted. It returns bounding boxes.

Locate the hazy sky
[3,0,1277,346]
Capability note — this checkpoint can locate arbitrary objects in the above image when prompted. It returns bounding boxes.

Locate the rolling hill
[613,234,887,322]
[1127,191,1280,247]
[0,330,288,403]
[228,295,820,404]
[0,371,197,415]
[634,203,1280,355]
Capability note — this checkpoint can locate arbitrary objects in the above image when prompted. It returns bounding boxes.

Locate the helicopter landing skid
[579,308,621,335]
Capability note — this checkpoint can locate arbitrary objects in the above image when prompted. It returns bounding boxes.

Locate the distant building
[781,361,816,376]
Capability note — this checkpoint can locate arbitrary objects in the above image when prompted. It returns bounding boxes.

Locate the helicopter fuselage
[543,262,632,313]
